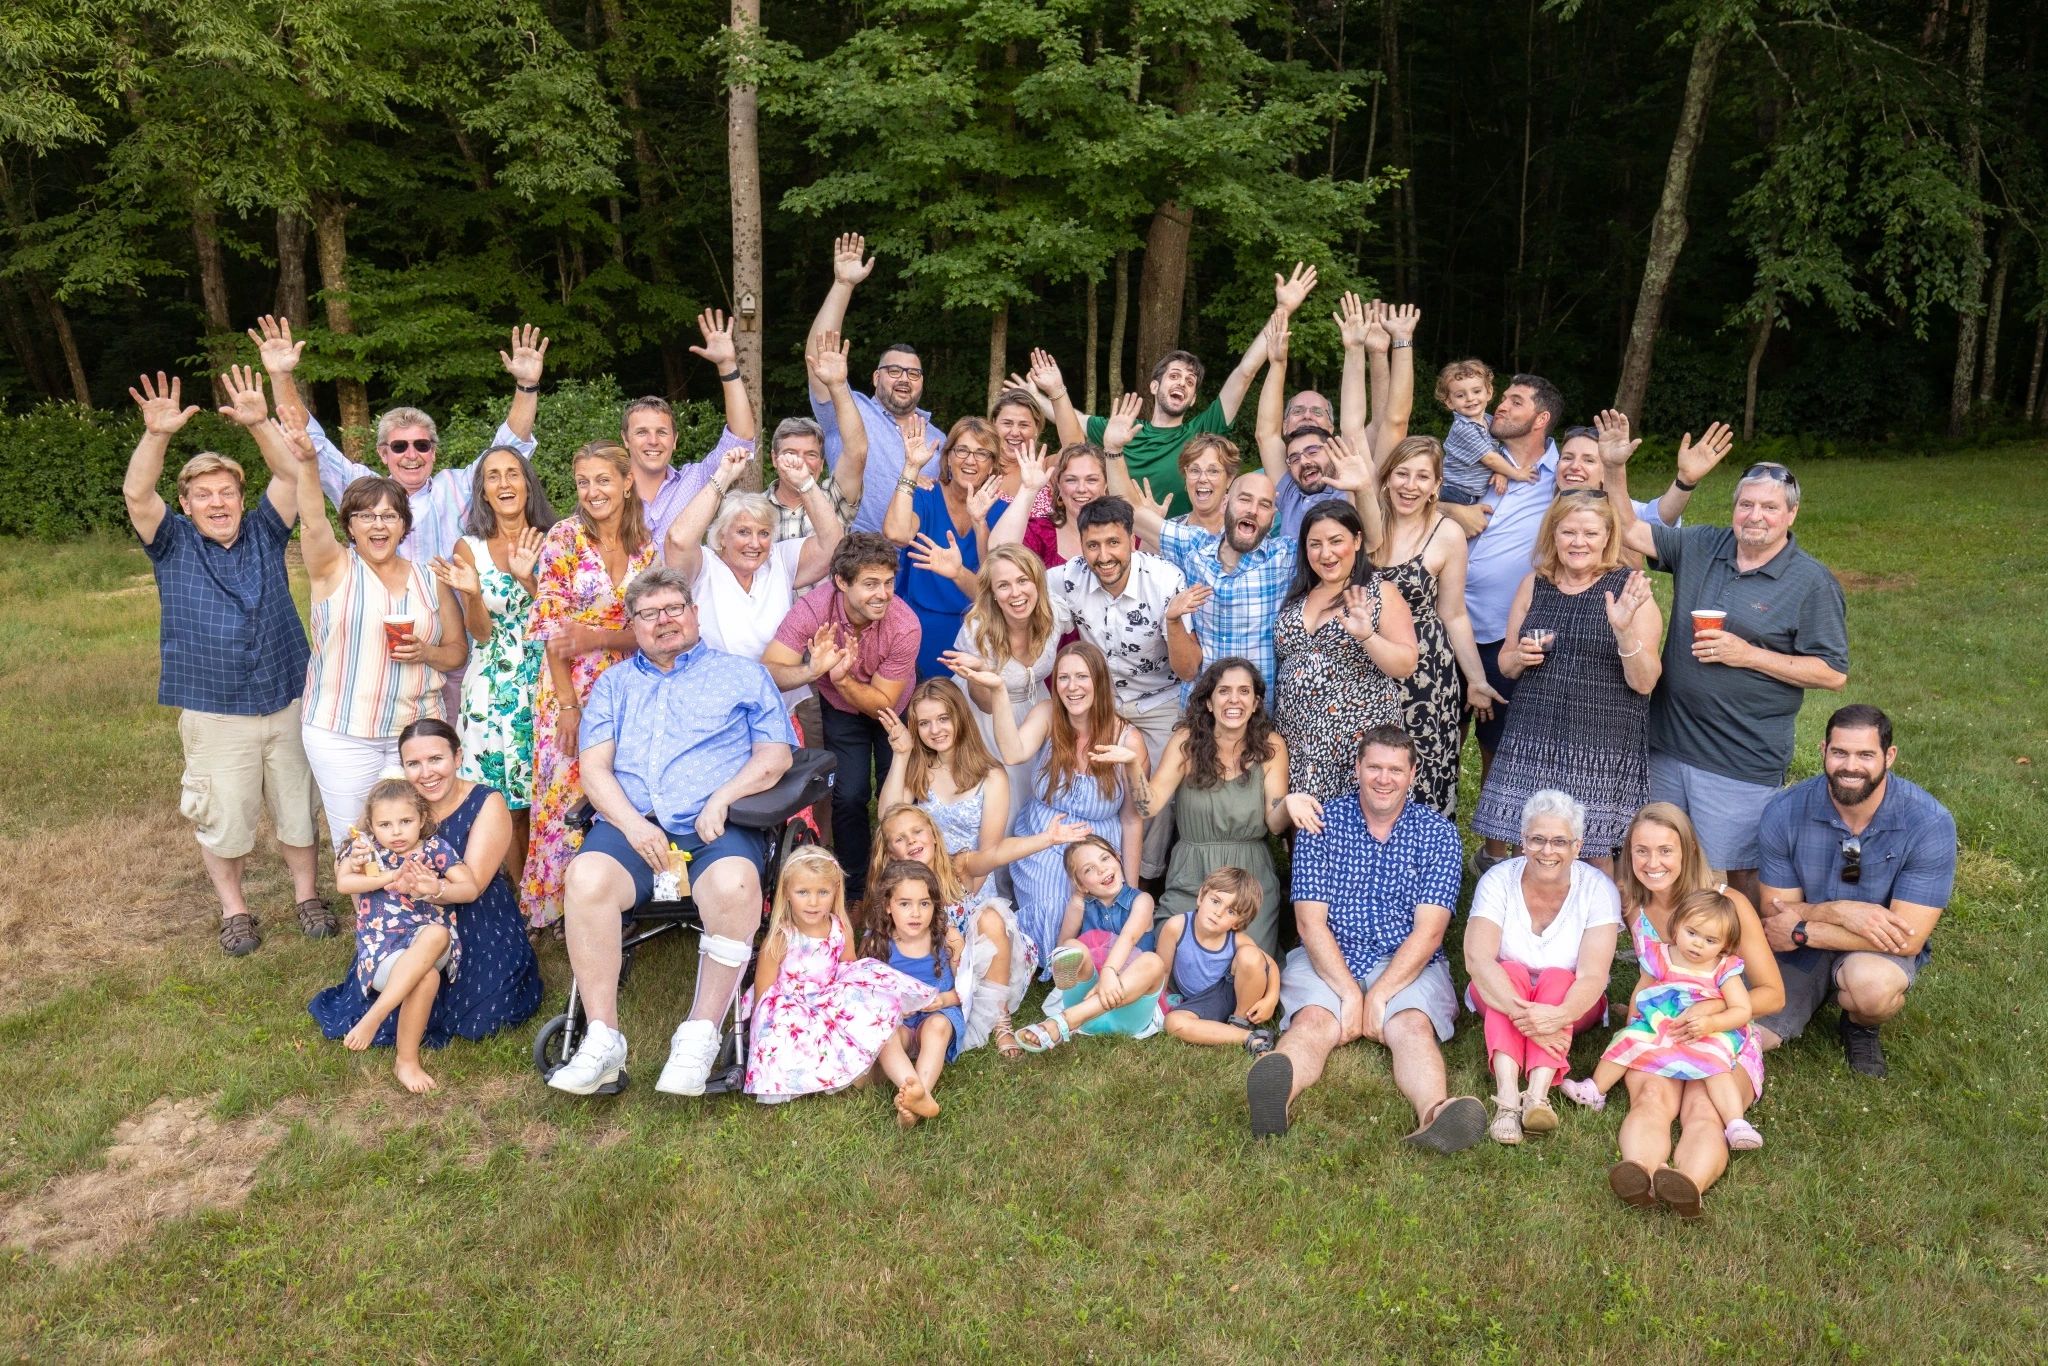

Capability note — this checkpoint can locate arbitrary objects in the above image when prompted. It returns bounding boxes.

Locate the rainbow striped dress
[1601,918,1749,1081]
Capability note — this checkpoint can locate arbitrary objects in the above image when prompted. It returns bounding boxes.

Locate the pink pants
[1469,962,1605,1089]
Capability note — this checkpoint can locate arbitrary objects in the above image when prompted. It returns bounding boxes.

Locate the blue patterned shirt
[1154,518,1294,699]
[580,641,796,831]
[139,500,310,716]
[1291,796,1464,974]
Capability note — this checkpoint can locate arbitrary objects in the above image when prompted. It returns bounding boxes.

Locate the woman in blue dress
[309,718,544,1047]
[883,416,1008,679]
[958,641,1147,975]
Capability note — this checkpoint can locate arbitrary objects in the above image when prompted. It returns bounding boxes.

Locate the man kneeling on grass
[1246,725,1486,1151]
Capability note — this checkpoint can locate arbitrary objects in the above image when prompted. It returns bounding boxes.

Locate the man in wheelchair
[547,567,796,1097]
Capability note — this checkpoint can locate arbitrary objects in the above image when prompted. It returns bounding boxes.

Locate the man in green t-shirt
[1026,263,1320,507]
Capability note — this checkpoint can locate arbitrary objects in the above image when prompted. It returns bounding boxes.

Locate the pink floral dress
[744,920,935,1103]
[516,517,656,927]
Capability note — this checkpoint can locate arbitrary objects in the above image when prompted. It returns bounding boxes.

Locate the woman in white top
[1462,789,1622,1146]
[664,444,843,706]
[940,544,1064,838]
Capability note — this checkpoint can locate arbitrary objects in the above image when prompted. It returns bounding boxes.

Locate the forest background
[2,0,2043,537]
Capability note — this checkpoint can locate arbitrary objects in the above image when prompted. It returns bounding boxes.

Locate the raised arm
[782,449,847,588]
[1654,421,1736,526]
[1321,433,1385,557]
[987,445,1050,549]
[123,373,200,544]
[1221,262,1314,422]
[806,233,874,400]
[498,324,548,443]
[1334,292,1371,453]
[249,313,369,508]
[283,405,348,587]
[807,331,869,506]
[664,445,752,582]
[1097,391,1147,501]
[953,663,1052,764]
[1373,303,1418,460]
[216,364,300,527]
[1254,318,1290,483]
[689,307,758,443]
[882,425,933,545]
[1361,301,1392,458]
[1028,348,1085,448]
[1593,409,1657,561]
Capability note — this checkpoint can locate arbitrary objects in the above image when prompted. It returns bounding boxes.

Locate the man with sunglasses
[804,232,944,533]
[1751,705,1955,1078]
[1597,413,1850,908]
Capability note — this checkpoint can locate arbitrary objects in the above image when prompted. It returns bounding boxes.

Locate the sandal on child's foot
[1050,945,1092,991]
[1557,1077,1605,1111]
[1724,1118,1764,1151]
[993,1014,1023,1059]
[1242,1027,1276,1059]
[1016,1012,1071,1054]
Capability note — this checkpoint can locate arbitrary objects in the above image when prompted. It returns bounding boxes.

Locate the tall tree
[1947,0,1991,434]
[727,0,765,428]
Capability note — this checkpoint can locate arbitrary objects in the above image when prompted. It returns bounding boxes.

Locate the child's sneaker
[1557,1077,1605,1111]
[1050,944,1093,991]
[1724,1117,1764,1151]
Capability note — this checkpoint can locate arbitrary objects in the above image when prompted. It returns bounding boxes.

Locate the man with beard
[763,533,921,897]
[804,233,944,533]
[1752,706,1954,1079]
[623,308,763,545]
[1599,412,1849,908]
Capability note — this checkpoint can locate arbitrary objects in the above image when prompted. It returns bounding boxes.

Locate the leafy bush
[0,378,724,540]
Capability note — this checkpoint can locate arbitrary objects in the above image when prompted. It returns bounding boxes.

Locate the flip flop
[1246,1052,1294,1139]
[1608,1160,1658,1210]
[1403,1096,1486,1154]
[1653,1166,1706,1219]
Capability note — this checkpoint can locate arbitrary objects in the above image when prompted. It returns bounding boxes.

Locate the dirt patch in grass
[1835,569,1918,593]
[0,1097,286,1269]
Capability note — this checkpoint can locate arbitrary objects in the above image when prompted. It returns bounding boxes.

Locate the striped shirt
[303,553,447,737]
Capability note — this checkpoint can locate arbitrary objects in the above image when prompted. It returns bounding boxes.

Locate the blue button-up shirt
[1759,774,1956,919]
[807,387,944,534]
[1292,796,1464,975]
[1462,441,1559,643]
[580,643,796,830]
[1274,476,1347,543]
[140,501,311,716]
[308,414,536,567]
[1154,518,1295,699]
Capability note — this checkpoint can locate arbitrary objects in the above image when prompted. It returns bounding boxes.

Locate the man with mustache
[804,232,944,533]
[1752,706,1955,1080]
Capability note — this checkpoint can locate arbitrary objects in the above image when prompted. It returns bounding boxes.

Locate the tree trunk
[1947,0,1990,436]
[1742,299,1775,442]
[987,304,1009,412]
[275,209,311,324]
[602,0,691,398]
[0,279,56,397]
[1084,277,1100,414]
[1134,200,1194,394]
[190,202,235,403]
[40,288,90,407]
[1109,250,1131,397]
[728,0,765,463]
[1975,224,2016,406]
[311,195,371,455]
[2024,313,2046,423]
[1613,24,1731,424]
[1381,0,1412,299]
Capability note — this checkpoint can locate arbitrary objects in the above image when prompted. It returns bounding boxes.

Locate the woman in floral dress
[430,446,557,884]
[518,443,656,929]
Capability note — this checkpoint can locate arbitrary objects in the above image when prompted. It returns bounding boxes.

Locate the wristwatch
[1791,920,1809,948]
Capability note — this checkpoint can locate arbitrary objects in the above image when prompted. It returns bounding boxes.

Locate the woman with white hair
[664,442,844,706]
[1462,789,1624,1146]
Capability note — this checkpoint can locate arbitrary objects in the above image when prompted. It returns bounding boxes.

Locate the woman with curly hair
[1141,658,1310,954]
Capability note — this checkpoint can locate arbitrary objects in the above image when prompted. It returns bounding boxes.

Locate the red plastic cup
[1690,609,1727,639]
[382,614,416,651]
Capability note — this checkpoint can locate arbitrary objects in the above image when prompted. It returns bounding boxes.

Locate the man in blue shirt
[1245,725,1487,1152]
[1754,706,1956,1079]
[125,367,324,959]
[549,568,796,1099]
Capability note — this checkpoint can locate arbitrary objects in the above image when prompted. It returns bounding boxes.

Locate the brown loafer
[295,897,338,939]
[219,913,261,957]
[1607,1159,1658,1209]
[1653,1166,1706,1219]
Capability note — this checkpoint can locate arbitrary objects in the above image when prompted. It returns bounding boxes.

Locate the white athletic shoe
[654,1019,723,1096]
[547,1022,627,1095]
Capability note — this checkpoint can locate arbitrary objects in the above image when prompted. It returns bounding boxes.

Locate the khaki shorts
[178,706,320,857]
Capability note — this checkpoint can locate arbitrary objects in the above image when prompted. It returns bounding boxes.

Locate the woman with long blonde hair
[943,544,1059,835]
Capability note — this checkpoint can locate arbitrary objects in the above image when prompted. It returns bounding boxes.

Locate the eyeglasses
[1284,442,1325,466]
[383,438,436,454]
[1839,837,1862,885]
[631,603,693,622]
[1741,461,1799,492]
[877,364,924,380]
[349,510,405,525]
[1524,835,1578,851]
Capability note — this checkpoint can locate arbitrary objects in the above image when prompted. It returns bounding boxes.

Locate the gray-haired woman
[1462,789,1624,1145]
[665,442,843,706]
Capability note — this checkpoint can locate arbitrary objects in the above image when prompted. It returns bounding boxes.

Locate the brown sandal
[295,897,338,939]
[993,1013,1023,1059]
[1653,1166,1706,1219]
[219,913,261,957]
[1607,1160,1658,1210]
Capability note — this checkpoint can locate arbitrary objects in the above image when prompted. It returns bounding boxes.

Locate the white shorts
[300,724,401,849]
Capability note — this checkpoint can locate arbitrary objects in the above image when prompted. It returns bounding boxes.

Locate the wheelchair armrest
[727,748,837,831]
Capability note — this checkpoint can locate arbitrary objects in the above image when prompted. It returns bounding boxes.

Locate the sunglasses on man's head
[384,438,436,454]
[1742,461,1798,492]
[1839,836,1862,885]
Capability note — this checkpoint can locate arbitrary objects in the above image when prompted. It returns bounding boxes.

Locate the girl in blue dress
[861,860,966,1128]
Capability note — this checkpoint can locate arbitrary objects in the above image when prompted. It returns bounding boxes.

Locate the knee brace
[699,932,753,968]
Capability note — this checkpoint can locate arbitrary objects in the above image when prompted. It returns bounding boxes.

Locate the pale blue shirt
[643,426,752,547]
[580,642,796,831]
[308,414,535,567]
[807,387,944,533]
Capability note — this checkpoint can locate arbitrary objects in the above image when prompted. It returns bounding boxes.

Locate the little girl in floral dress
[744,846,936,1110]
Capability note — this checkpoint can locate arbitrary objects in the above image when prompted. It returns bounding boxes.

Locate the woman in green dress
[428,446,557,885]
[1144,658,1318,956]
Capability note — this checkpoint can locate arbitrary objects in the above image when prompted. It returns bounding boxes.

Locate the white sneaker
[654,1019,723,1096]
[547,1022,627,1095]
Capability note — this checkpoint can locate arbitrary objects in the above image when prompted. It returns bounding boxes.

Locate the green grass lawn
[2,446,2045,1361]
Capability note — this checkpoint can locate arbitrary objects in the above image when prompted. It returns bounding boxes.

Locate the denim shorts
[1647,752,1780,871]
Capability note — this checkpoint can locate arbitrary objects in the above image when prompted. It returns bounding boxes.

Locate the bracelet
[1617,640,1643,659]
[897,476,919,492]
[1390,340,1412,350]
[1673,475,1698,492]
[793,478,818,495]
[720,369,742,385]
[516,383,540,394]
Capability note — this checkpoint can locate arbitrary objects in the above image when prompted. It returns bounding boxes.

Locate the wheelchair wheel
[532,1012,572,1077]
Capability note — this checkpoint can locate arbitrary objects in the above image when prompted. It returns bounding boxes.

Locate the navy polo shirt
[140,501,310,716]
